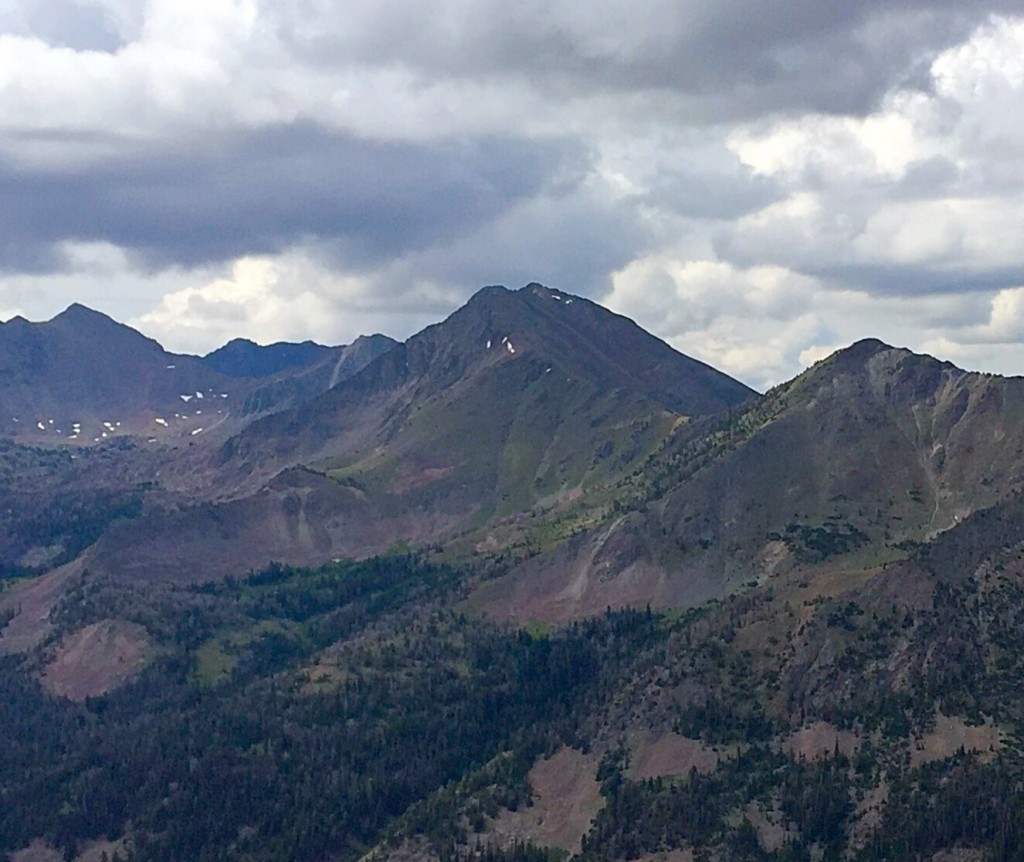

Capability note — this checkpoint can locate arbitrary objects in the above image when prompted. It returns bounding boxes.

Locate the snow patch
[36,421,45,430]
[486,339,491,349]
[166,364,176,369]
[195,391,204,399]
[154,418,168,427]
[180,394,192,402]
[506,341,516,354]
[191,427,204,436]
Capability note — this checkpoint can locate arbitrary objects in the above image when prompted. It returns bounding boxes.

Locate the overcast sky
[4,1,1024,388]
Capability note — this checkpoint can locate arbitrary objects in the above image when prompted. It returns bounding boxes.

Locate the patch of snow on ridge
[191,427,204,436]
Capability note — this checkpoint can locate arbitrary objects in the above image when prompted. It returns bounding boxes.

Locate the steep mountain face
[429,491,1024,862]
[76,284,755,583]
[0,310,394,583]
[0,306,395,445]
[231,333,399,420]
[654,338,1024,562]
[473,338,1024,622]
[221,283,754,473]
[0,304,241,441]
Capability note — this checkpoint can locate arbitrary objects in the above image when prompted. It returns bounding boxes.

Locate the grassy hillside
[8,492,1024,862]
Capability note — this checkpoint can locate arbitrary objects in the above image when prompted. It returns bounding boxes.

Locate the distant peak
[350,333,397,347]
[799,338,969,386]
[56,302,104,318]
[518,282,585,304]
[823,338,899,367]
[849,337,893,353]
[466,284,511,303]
[521,282,555,298]
[203,335,338,378]
[465,283,581,309]
[50,303,121,328]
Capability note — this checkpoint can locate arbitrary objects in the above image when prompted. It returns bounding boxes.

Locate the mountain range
[2,284,1024,862]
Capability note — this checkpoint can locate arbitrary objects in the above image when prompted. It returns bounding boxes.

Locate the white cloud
[134,256,342,353]
[603,257,826,388]
[719,16,1024,288]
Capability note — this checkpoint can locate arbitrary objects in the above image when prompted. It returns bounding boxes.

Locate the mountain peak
[203,336,336,379]
[803,338,902,376]
[459,284,515,313]
[52,302,116,325]
[220,337,259,349]
[405,280,754,416]
[848,336,891,352]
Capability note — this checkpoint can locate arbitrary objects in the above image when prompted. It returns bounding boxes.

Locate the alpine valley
[3,283,1024,862]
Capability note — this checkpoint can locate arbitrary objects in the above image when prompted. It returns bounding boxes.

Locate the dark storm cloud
[275,0,1024,118]
[893,158,962,200]
[811,264,1024,298]
[419,187,651,298]
[644,165,781,220]
[0,125,582,272]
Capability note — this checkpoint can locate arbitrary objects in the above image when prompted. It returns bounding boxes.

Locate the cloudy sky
[4,1,1024,388]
